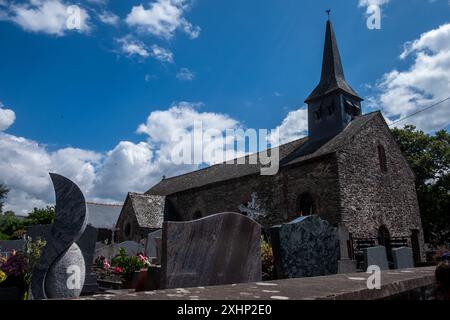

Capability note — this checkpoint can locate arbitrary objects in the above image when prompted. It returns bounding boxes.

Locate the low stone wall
[77,266,436,300]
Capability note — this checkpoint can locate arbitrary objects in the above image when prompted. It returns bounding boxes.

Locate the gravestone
[161,212,261,289]
[27,224,99,295]
[145,229,162,263]
[270,215,339,279]
[95,241,144,260]
[364,245,389,271]
[392,247,414,269]
[119,241,144,256]
[30,173,88,299]
[337,225,357,274]
[95,242,119,260]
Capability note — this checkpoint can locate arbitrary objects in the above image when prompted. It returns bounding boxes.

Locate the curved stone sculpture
[31,173,88,299]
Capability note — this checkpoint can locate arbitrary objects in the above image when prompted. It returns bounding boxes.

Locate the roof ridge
[86,202,122,207]
[155,136,307,184]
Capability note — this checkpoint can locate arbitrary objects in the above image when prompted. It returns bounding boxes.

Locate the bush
[261,236,275,280]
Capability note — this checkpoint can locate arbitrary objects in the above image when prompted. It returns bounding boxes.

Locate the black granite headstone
[270,215,339,279]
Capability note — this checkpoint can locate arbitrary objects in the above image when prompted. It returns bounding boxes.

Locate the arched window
[378,144,387,172]
[296,193,314,216]
[124,222,132,239]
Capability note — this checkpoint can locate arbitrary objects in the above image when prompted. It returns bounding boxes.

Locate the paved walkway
[78,266,436,300]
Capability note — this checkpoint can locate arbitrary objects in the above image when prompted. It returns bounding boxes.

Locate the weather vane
[326,9,331,19]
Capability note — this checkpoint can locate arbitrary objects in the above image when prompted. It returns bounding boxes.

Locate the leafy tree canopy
[391,125,450,247]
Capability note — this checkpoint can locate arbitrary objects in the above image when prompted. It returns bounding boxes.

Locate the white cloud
[0,102,15,131]
[368,23,450,132]
[0,132,101,214]
[117,37,173,63]
[0,0,90,36]
[358,0,390,7]
[176,67,195,81]
[270,107,308,146]
[98,10,119,26]
[149,44,173,63]
[117,36,149,58]
[0,102,243,214]
[125,0,200,39]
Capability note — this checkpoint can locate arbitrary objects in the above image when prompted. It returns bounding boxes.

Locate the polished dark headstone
[30,173,88,299]
[161,212,261,289]
[270,215,339,279]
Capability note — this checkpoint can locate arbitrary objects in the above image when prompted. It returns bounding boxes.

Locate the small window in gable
[314,106,322,121]
[327,102,335,116]
[378,144,387,172]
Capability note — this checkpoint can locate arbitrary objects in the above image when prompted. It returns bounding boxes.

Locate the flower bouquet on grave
[0,237,46,300]
[0,251,27,299]
[110,248,151,289]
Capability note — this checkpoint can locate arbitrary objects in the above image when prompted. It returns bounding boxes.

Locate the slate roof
[86,202,122,229]
[126,193,165,228]
[305,20,362,103]
[146,137,308,196]
[146,112,381,197]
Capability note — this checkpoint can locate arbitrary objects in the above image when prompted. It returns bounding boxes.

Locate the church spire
[304,18,363,143]
[305,19,362,103]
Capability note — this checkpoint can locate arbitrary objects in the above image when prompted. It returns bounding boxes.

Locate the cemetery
[0,173,442,300]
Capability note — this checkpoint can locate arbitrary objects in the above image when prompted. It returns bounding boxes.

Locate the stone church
[116,20,425,262]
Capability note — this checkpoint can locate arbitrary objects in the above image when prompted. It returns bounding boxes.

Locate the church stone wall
[116,200,142,243]
[337,115,425,259]
[166,155,341,229]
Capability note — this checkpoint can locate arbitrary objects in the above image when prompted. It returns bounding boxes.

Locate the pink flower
[103,261,111,270]
[113,266,122,274]
[138,254,146,261]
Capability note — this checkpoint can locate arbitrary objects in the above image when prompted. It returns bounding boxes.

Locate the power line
[388,96,450,127]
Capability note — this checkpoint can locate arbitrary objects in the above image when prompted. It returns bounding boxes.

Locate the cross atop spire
[325,9,331,19]
[305,19,362,103]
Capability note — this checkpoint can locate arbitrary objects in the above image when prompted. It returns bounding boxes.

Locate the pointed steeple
[305,19,362,103]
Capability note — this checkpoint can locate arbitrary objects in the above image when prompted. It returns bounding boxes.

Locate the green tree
[391,125,450,247]
[0,183,9,213]
[25,206,55,225]
[0,211,26,240]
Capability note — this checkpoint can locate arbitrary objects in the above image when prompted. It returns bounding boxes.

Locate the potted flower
[110,248,151,289]
[0,237,46,300]
[0,251,28,299]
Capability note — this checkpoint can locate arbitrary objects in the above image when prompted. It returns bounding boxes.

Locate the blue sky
[0,0,449,213]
